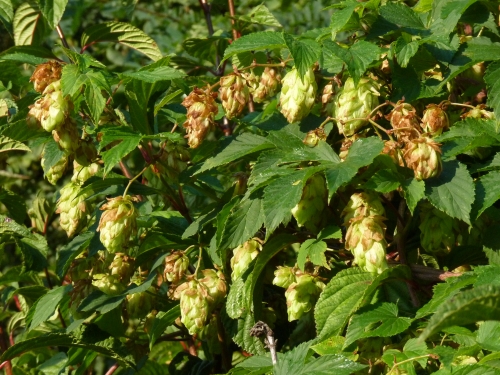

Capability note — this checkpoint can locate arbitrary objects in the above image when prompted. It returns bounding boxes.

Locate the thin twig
[119,161,133,179]
[250,321,278,365]
[227,0,240,41]
[56,24,70,49]
[199,0,222,75]
[123,166,149,197]
[104,363,119,375]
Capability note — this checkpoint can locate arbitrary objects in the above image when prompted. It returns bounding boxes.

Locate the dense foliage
[1,0,500,374]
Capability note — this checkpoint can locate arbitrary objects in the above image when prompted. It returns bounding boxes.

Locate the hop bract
[252,67,281,103]
[56,182,91,238]
[97,195,138,253]
[182,86,218,148]
[230,239,262,279]
[285,273,325,321]
[291,174,327,232]
[335,77,379,136]
[421,104,449,137]
[30,61,63,93]
[109,253,134,282]
[404,137,442,180]
[164,251,189,283]
[199,269,227,308]
[72,161,99,184]
[273,266,296,289]
[92,274,126,295]
[279,67,317,123]
[219,73,249,119]
[52,118,80,152]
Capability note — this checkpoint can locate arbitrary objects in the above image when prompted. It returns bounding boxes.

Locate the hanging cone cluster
[219,73,249,119]
[342,192,388,273]
[279,67,317,123]
[252,67,281,103]
[421,104,449,137]
[403,137,442,180]
[291,173,327,232]
[97,195,138,253]
[182,86,218,148]
[230,239,262,280]
[164,251,190,283]
[335,77,380,136]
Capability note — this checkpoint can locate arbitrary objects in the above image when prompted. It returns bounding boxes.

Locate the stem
[250,321,278,365]
[56,24,70,49]
[447,102,476,109]
[194,246,203,277]
[228,0,240,41]
[104,363,119,375]
[388,355,430,374]
[123,166,148,197]
[119,161,133,179]
[319,116,333,128]
[199,0,222,75]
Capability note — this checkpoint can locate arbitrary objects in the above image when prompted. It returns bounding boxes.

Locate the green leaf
[477,321,500,352]
[425,160,475,225]
[324,137,384,199]
[284,34,321,78]
[30,285,71,330]
[402,177,425,214]
[0,45,55,65]
[99,127,143,176]
[121,66,186,83]
[0,188,27,223]
[379,2,425,30]
[430,0,479,35]
[148,305,180,349]
[233,312,266,355]
[84,78,106,125]
[364,169,401,193]
[344,303,412,347]
[420,284,500,342]
[196,133,274,175]
[462,37,500,62]
[236,4,282,27]
[298,239,328,271]
[13,2,45,46]
[223,31,285,61]
[81,22,162,61]
[330,4,358,35]
[382,338,428,374]
[0,0,13,34]
[18,235,49,272]
[484,60,500,123]
[300,354,366,375]
[37,0,68,29]
[56,232,93,279]
[472,171,500,220]
[322,40,381,85]
[396,39,420,68]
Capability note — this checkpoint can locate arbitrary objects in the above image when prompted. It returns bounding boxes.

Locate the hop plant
[252,67,281,103]
[404,137,442,180]
[27,80,69,132]
[74,138,98,166]
[219,73,249,119]
[42,151,68,185]
[341,191,385,227]
[321,82,336,117]
[72,161,99,184]
[182,86,218,148]
[291,173,327,232]
[30,61,63,93]
[419,203,461,256]
[279,67,317,123]
[92,274,126,295]
[388,102,421,141]
[97,195,138,253]
[285,273,325,321]
[175,279,209,335]
[334,77,380,136]
[164,251,190,283]
[56,182,91,237]
[273,266,296,289]
[421,104,449,137]
[230,239,262,279]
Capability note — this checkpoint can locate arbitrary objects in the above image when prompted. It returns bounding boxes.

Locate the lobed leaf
[223,31,286,61]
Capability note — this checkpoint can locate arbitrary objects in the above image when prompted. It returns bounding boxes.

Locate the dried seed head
[182,86,218,148]
[30,61,63,93]
[404,137,442,180]
[388,102,421,142]
[421,104,449,137]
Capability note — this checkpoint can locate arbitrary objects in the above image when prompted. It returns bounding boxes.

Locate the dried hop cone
[279,67,317,123]
[321,82,336,117]
[382,140,403,165]
[421,104,449,137]
[97,195,138,253]
[56,182,91,237]
[252,67,281,103]
[419,202,461,256]
[109,253,134,282]
[175,279,209,335]
[219,73,249,119]
[30,61,63,93]
[27,80,69,132]
[92,274,126,296]
[273,266,296,289]
[42,151,69,185]
[230,239,262,280]
[389,102,421,141]
[291,174,327,232]
[72,161,100,184]
[182,87,218,148]
[335,77,380,136]
[341,191,385,227]
[404,137,442,180]
[285,273,325,321]
[164,251,190,283]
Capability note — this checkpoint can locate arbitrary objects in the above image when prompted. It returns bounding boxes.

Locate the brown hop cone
[164,251,189,283]
[52,118,80,152]
[421,104,449,137]
[341,191,385,227]
[182,86,218,148]
[30,61,63,93]
[404,137,442,180]
[241,70,259,93]
[388,102,421,141]
[303,128,327,148]
[382,140,403,165]
[320,82,336,117]
[219,73,249,119]
[252,67,281,103]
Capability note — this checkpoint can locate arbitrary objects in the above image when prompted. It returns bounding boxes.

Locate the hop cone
[421,104,449,137]
[335,77,380,136]
[182,87,218,148]
[164,251,189,283]
[42,152,68,185]
[92,274,126,295]
[291,174,327,232]
[230,239,262,279]
[382,140,403,165]
[241,70,259,93]
[30,61,63,93]
[338,133,365,161]
[273,266,296,289]
[419,203,460,256]
[279,67,317,123]
[56,182,91,237]
[463,105,495,120]
[72,161,99,184]
[52,118,80,152]
[404,137,442,180]
[176,279,209,334]
[219,73,249,119]
[199,269,227,308]
[157,141,190,180]
[97,195,138,253]
[109,253,134,282]
[127,288,155,319]
[75,139,98,166]
[341,191,385,227]
[389,102,421,141]
[253,67,281,103]
[321,82,336,117]
[285,274,325,321]
[28,80,69,132]
[303,128,327,148]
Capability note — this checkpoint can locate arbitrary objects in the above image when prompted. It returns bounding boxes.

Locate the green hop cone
[230,239,262,279]
[388,102,421,141]
[272,266,296,289]
[291,174,327,232]
[421,104,449,137]
[335,77,380,136]
[56,182,91,237]
[72,161,100,184]
[419,203,460,256]
[52,118,80,152]
[279,67,317,123]
[42,151,69,185]
[182,86,218,148]
[241,70,259,93]
[30,61,62,93]
[175,279,209,335]
[97,195,138,253]
[341,191,385,227]
[109,253,134,282]
[303,128,326,148]
[126,288,155,319]
[403,137,442,180]
[219,73,249,119]
[285,273,325,321]
[382,140,403,165]
[253,67,281,103]
[199,269,227,308]
[164,251,190,283]
[32,80,69,132]
[92,274,126,295]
